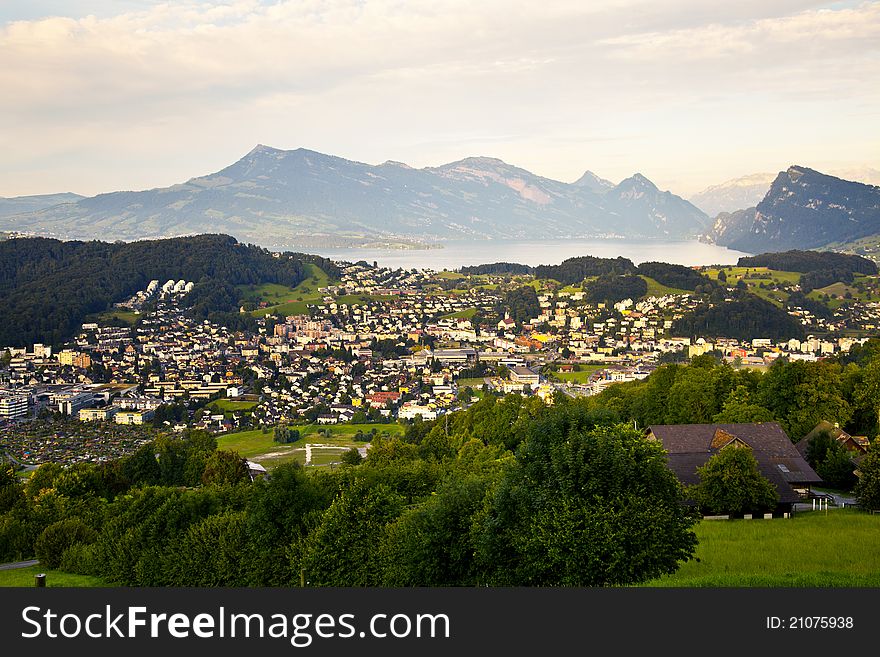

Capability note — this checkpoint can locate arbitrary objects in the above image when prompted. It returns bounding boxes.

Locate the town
[1,257,877,467]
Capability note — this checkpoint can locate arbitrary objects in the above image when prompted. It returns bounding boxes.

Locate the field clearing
[248,264,334,317]
[704,266,801,284]
[440,307,478,319]
[639,276,691,298]
[457,377,488,389]
[298,423,403,440]
[808,278,878,309]
[88,309,139,326]
[550,365,606,383]
[217,423,402,460]
[703,267,801,307]
[0,566,107,588]
[208,399,259,413]
[644,509,880,587]
[215,429,276,458]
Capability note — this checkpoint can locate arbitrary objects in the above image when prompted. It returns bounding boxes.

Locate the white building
[0,393,28,419]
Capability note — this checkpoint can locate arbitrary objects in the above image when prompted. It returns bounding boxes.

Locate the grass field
[550,365,606,384]
[807,275,880,309]
[208,399,259,413]
[644,509,880,587]
[0,565,107,588]
[639,276,691,298]
[245,264,334,317]
[88,309,140,326]
[441,307,478,320]
[216,423,403,463]
[703,267,802,307]
[457,377,488,388]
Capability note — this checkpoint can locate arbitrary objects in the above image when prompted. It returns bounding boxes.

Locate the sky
[1,0,878,198]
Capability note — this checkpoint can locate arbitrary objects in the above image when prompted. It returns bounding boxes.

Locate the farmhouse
[796,420,870,457]
[646,422,822,514]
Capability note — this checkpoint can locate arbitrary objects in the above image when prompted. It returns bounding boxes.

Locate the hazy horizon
[1,1,878,198]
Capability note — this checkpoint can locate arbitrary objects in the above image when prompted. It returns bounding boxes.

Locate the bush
[688,447,779,515]
[855,441,880,511]
[59,542,100,575]
[35,518,97,569]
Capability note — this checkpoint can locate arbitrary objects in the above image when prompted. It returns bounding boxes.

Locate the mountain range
[689,167,880,216]
[703,166,880,253]
[0,146,709,249]
[0,193,84,220]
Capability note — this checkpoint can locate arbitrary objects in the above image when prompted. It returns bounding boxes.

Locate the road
[3,451,38,472]
[0,559,39,571]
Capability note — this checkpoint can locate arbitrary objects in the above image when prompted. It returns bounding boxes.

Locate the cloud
[0,1,877,196]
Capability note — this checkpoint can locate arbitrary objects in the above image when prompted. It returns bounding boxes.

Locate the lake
[308,238,752,270]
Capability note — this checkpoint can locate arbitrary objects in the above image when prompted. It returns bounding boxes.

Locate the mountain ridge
[0,145,709,249]
[705,166,880,252]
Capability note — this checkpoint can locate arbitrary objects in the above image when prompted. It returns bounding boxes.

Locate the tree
[713,385,774,423]
[757,360,851,439]
[172,511,249,586]
[472,409,698,586]
[201,450,249,486]
[0,463,23,514]
[274,425,300,444]
[816,442,857,491]
[855,441,880,510]
[34,518,97,569]
[25,463,64,498]
[664,366,721,424]
[688,446,779,515]
[340,448,363,466]
[382,474,494,586]
[294,480,403,586]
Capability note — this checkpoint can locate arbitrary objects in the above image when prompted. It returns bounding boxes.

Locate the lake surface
[308,239,752,271]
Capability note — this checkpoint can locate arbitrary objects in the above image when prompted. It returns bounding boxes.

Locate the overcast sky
[1,0,877,198]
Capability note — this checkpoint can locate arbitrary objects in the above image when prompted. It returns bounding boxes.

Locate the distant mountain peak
[249,143,283,155]
[439,156,512,171]
[573,170,614,193]
[619,173,658,190]
[380,160,413,169]
[689,172,777,217]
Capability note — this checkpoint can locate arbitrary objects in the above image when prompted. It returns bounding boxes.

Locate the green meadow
[644,509,880,587]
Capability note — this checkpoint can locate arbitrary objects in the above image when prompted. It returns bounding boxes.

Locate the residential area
[0,259,876,467]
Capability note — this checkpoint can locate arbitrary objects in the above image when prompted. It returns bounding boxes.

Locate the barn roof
[647,422,822,505]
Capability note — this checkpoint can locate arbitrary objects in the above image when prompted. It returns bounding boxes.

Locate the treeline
[459,256,638,284]
[458,262,532,275]
[460,257,712,294]
[532,256,637,284]
[671,292,805,341]
[584,273,647,304]
[635,262,708,291]
[588,351,880,440]
[799,269,858,294]
[0,235,326,347]
[0,398,699,587]
[737,250,877,275]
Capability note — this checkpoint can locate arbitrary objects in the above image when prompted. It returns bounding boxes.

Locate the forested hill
[460,255,638,283]
[460,258,708,291]
[0,235,334,347]
[737,250,878,293]
[671,292,805,341]
[737,250,877,275]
